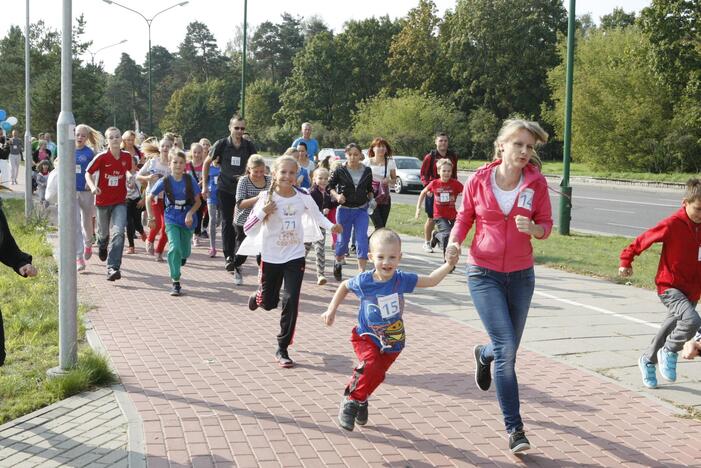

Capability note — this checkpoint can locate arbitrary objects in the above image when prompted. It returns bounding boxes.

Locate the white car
[392,156,423,193]
[317,148,346,165]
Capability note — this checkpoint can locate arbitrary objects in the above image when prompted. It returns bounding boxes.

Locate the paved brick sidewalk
[77,238,701,467]
[0,387,127,467]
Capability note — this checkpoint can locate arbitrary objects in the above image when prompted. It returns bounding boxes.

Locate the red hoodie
[452,161,553,273]
[619,206,701,301]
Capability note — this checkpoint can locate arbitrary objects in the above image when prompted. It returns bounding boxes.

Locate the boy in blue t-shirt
[321,228,456,431]
[147,150,202,296]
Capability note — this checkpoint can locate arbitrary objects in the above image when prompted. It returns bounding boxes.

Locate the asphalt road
[391,179,683,238]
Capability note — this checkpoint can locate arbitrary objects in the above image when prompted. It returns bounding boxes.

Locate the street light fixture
[88,39,127,66]
[102,0,189,135]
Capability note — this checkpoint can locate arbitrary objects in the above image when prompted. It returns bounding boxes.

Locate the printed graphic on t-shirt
[363,296,406,351]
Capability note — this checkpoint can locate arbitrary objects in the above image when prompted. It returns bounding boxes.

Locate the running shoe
[657,348,678,382]
[106,268,121,281]
[76,258,86,272]
[638,355,658,389]
[275,348,294,368]
[181,258,187,266]
[233,267,243,286]
[430,232,439,249]
[145,241,154,256]
[317,275,327,286]
[355,400,369,426]
[473,345,492,391]
[170,281,182,296]
[192,236,199,247]
[225,256,236,272]
[98,246,108,262]
[422,241,433,253]
[84,246,93,260]
[333,263,342,281]
[248,294,259,311]
[509,430,531,454]
[338,397,359,432]
[126,246,136,254]
[208,248,216,258]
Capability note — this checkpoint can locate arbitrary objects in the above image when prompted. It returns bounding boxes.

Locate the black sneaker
[333,263,342,281]
[248,294,259,311]
[181,258,187,266]
[98,246,108,262]
[473,345,492,391]
[349,244,356,255]
[508,430,531,454]
[338,397,359,431]
[275,348,294,368]
[225,257,236,272]
[106,268,121,281]
[355,400,368,426]
[170,282,182,296]
[430,231,439,249]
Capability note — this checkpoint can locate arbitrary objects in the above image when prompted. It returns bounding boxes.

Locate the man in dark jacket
[0,199,38,366]
[419,133,458,253]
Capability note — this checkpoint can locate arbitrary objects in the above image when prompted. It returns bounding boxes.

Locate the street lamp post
[24,0,32,220]
[88,39,127,66]
[102,0,189,135]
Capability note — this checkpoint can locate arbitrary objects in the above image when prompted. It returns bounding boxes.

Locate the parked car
[392,156,423,193]
[317,148,346,165]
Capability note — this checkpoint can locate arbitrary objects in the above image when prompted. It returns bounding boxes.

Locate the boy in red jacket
[619,178,701,389]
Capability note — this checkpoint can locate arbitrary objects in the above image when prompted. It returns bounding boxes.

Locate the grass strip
[0,199,115,425]
[388,203,659,291]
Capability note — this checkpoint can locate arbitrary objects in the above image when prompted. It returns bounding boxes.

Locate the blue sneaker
[638,355,657,389]
[657,348,677,382]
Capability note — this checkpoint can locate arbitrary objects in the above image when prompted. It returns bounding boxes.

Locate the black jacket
[0,201,33,367]
[328,164,373,208]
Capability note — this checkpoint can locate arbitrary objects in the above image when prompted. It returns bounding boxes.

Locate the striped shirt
[235,174,271,225]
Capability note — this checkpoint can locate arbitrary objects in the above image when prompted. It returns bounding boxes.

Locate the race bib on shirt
[231,156,241,166]
[517,188,534,211]
[439,192,450,203]
[107,175,120,187]
[75,164,82,174]
[377,293,401,319]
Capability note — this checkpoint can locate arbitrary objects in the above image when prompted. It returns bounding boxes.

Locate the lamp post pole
[240,0,248,118]
[102,1,189,135]
[559,0,576,235]
[24,0,32,220]
[88,39,127,66]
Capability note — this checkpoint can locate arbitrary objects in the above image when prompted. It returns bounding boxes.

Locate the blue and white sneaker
[657,348,678,382]
[638,355,657,389]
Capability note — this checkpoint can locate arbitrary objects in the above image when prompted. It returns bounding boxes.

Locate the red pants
[147,198,168,254]
[345,327,400,402]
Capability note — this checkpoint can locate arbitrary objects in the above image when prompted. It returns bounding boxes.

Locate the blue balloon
[0,109,5,121]
[1,122,11,132]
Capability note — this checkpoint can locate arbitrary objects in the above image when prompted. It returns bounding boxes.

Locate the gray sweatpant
[645,288,701,363]
[304,227,326,278]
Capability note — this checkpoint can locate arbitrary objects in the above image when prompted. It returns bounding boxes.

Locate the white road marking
[607,222,651,230]
[533,291,658,329]
[594,208,635,214]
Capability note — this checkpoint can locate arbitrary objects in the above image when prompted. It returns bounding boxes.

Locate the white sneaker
[422,241,433,253]
[76,258,86,272]
[317,275,327,285]
[233,267,243,286]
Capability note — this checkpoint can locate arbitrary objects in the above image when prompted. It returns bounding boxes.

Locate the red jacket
[452,161,553,273]
[620,207,701,301]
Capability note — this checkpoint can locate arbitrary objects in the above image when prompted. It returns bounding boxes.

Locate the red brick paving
[80,245,701,467]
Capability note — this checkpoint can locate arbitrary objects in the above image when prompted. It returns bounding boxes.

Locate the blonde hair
[247,154,266,171]
[104,126,121,139]
[493,119,548,170]
[75,124,104,150]
[268,155,299,198]
[435,158,453,170]
[189,142,204,161]
[284,147,299,157]
[312,167,330,180]
[369,228,402,251]
[684,179,701,204]
[169,148,187,162]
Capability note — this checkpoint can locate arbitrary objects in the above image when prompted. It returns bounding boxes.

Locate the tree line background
[0,0,698,173]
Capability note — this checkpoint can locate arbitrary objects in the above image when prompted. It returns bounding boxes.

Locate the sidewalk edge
[85,318,146,468]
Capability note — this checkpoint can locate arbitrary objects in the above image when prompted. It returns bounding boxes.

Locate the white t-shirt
[364,157,397,182]
[259,192,309,263]
[491,168,523,215]
[138,158,170,199]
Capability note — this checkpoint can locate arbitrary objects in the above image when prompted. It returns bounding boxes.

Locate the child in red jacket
[619,178,701,389]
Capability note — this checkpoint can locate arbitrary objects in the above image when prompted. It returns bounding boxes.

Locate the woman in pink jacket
[446,119,553,454]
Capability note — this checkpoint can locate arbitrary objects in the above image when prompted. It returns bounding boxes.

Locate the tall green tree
[159,79,237,143]
[352,90,467,156]
[244,78,282,132]
[600,8,636,29]
[544,28,674,172]
[277,31,353,128]
[113,53,145,132]
[387,0,444,94]
[178,22,227,82]
[441,0,567,119]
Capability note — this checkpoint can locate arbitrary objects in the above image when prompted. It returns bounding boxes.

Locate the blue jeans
[467,264,535,433]
[335,206,369,260]
[96,203,127,271]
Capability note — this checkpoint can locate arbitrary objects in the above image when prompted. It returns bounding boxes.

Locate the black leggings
[126,198,145,248]
[370,200,391,229]
[255,257,306,349]
[217,189,237,260]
